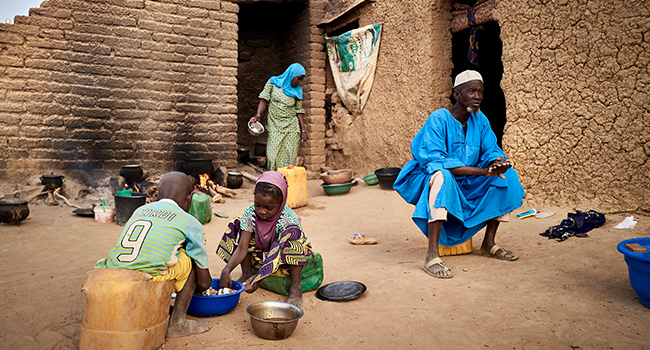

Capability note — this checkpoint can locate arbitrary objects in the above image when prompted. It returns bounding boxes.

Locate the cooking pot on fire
[40,173,64,190]
[119,165,143,182]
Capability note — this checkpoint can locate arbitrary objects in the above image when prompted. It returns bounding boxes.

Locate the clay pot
[237,147,250,164]
[40,173,64,190]
[0,199,30,226]
[227,172,243,189]
[321,169,352,185]
[119,165,143,182]
[255,142,267,157]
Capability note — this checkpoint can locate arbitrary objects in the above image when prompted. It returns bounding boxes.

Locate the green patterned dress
[259,80,305,171]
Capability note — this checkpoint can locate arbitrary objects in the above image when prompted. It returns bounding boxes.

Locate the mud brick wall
[498,0,650,212]
[0,0,239,182]
[293,0,328,174]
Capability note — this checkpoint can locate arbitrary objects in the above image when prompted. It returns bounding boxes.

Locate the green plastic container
[116,190,132,196]
[257,252,324,296]
[363,174,378,185]
[189,193,212,224]
[320,182,352,195]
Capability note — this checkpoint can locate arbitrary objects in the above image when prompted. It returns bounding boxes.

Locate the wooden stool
[80,268,174,350]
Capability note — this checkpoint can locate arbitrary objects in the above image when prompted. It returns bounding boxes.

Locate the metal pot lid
[228,172,242,176]
[41,173,64,178]
[121,164,142,168]
[315,281,366,302]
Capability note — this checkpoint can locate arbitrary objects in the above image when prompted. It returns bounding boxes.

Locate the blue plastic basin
[187,279,245,317]
[617,238,650,308]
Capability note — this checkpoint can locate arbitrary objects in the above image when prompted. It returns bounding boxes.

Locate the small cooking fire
[124,182,143,193]
[194,174,217,195]
[190,173,238,204]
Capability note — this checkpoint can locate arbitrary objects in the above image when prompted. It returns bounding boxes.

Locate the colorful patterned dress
[216,204,312,284]
[259,80,305,171]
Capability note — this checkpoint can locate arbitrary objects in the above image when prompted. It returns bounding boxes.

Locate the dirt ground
[1,177,649,350]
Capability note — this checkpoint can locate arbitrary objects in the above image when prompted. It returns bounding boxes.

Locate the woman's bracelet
[301,129,307,133]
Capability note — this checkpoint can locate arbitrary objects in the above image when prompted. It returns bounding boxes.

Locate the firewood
[29,190,50,203]
[208,188,218,197]
[212,194,225,203]
[246,162,265,173]
[53,191,83,209]
[45,192,59,206]
[242,171,259,182]
[215,185,236,197]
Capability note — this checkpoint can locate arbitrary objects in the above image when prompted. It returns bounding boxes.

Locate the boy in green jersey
[96,172,212,338]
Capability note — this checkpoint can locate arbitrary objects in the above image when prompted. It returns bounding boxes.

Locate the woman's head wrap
[269,63,306,100]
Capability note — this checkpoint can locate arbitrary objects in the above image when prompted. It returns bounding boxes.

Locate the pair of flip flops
[349,233,377,245]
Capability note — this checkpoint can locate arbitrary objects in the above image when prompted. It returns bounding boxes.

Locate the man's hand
[485,157,511,179]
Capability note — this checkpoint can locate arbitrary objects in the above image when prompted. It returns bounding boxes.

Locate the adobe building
[0,0,648,213]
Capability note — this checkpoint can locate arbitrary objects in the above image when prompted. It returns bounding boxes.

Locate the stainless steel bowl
[248,120,265,136]
[246,301,304,340]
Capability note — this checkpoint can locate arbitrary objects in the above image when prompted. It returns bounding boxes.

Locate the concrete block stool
[80,268,174,350]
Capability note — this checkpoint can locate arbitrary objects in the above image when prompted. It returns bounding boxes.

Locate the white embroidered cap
[454,70,483,88]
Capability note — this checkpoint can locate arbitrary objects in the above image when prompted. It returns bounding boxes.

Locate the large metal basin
[246,301,303,340]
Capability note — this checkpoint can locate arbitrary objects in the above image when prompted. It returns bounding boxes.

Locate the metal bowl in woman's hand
[248,120,265,136]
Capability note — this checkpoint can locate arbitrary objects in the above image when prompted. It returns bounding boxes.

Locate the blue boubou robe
[393,108,525,246]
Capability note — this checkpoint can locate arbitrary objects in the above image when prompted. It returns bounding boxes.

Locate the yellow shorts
[151,249,192,292]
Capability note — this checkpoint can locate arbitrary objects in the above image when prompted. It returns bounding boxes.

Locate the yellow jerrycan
[80,268,174,350]
[278,165,308,208]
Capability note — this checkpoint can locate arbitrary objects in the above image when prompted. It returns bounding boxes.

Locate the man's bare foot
[166,319,212,339]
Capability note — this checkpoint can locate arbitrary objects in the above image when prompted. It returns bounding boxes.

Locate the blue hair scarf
[269,63,306,100]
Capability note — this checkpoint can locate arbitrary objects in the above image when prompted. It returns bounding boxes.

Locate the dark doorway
[236,2,306,156]
[450,8,506,147]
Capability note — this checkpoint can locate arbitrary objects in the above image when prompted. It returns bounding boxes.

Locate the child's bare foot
[237,272,253,283]
[166,319,212,338]
[286,284,303,307]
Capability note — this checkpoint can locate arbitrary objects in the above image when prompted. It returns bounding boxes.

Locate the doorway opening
[450,2,506,147]
[236,1,307,160]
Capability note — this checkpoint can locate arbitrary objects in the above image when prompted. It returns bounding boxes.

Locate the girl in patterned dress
[217,171,313,306]
[250,63,308,171]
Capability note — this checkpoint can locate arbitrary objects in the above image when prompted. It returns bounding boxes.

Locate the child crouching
[216,171,312,306]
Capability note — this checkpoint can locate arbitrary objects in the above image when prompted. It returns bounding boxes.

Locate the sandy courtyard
[1,178,649,350]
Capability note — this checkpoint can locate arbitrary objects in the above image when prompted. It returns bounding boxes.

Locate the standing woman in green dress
[250,63,308,171]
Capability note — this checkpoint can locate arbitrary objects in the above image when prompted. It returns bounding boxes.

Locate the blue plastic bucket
[187,279,245,317]
[617,238,650,308]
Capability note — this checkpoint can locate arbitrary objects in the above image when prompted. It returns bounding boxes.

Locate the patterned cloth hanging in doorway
[451,0,497,65]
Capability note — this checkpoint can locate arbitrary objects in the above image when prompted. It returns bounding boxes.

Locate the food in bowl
[187,279,245,317]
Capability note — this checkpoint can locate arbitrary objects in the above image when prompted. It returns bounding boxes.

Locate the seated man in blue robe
[394,70,525,279]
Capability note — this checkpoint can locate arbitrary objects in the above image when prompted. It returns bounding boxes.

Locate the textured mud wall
[0,0,239,182]
[498,0,650,212]
[323,0,454,176]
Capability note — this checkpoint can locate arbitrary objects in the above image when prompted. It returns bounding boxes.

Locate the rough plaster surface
[323,0,454,177]
[0,0,240,183]
[499,0,650,212]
